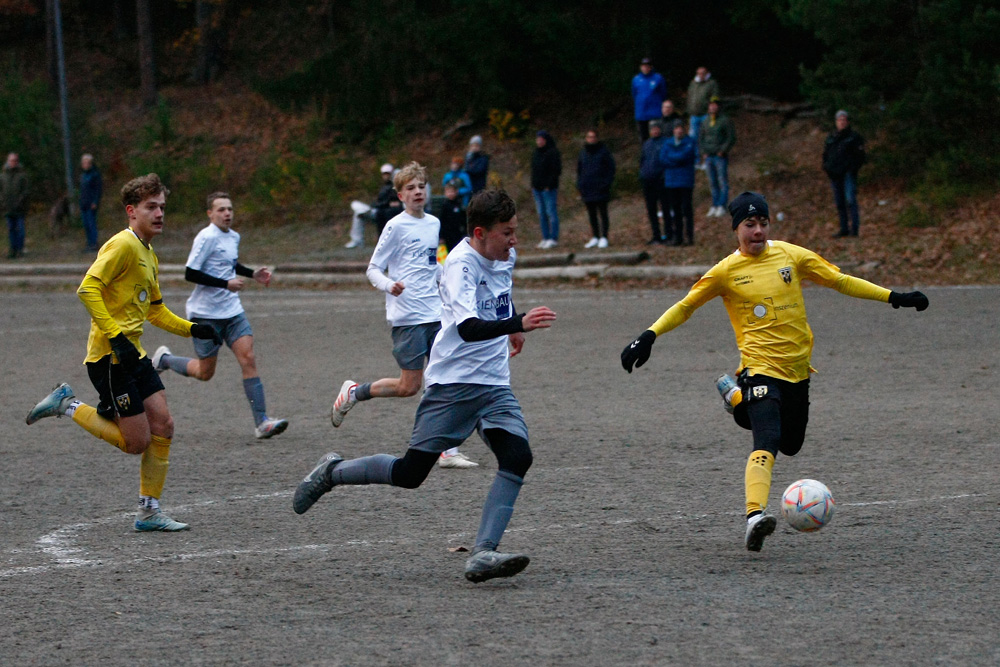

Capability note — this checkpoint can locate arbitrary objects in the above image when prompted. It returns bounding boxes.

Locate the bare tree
[190,0,222,84]
[136,0,156,107]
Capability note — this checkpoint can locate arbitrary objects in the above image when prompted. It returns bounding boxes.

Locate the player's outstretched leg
[330,380,358,427]
[716,374,742,414]
[744,513,776,552]
[25,383,76,424]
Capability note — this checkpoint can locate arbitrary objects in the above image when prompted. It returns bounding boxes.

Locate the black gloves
[110,333,141,372]
[190,323,223,345]
[621,330,656,373]
[888,291,929,311]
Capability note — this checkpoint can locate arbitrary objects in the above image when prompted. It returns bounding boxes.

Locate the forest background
[1,0,998,283]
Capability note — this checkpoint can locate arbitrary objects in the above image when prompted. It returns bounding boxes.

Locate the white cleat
[255,417,289,439]
[151,345,170,374]
[745,513,777,552]
[438,452,479,469]
[330,380,358,427]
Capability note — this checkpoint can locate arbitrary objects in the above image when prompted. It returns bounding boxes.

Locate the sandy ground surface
[1,285,998,666]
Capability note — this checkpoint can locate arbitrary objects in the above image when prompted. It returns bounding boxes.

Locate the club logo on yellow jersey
[779,266,792,284]
[115,393,131,412]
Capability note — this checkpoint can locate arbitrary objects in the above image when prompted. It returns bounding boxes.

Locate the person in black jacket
[438,182,467,251]
[576,129,616,248]
[79,153,103,252]
[531,130,562,249]
[822,110,866,238]
[639,121,669,244]
[465,136,490,194]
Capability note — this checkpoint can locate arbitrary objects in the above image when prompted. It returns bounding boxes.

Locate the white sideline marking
[0,491,985,579]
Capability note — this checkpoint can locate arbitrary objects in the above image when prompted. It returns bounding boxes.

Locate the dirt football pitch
[2,285,998,666]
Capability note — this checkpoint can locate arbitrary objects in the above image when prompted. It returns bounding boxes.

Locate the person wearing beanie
[822,110,866,237]
[531,130,562,249]
[621,190,929,553]
[465,135,490,194]
[632,57,668,143]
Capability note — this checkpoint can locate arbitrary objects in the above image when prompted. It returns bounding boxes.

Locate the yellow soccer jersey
[649,240,891,382]
[79,228,191,363]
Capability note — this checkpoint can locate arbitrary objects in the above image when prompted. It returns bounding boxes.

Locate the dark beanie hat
[728,191,769,229]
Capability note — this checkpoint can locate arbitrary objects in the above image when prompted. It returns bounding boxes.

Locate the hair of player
[120,173,170,208]
[393,162,427,191]
[467,189,516,231]
[206,191,231,210]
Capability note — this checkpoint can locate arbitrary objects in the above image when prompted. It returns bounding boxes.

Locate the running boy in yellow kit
[621,192,929,552]
[26,173,221,531]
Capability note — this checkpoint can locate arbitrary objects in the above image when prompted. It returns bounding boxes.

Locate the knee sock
[745,449,775,517]
[242,377,267,426]
[139,435,171,500]
[474,470,524,552]
[162,352,191,376]
[71,403,128,452]
[354,382,373,402]
[330,454,396,486]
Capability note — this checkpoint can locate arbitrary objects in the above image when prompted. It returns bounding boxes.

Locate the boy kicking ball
[294,189,556,582]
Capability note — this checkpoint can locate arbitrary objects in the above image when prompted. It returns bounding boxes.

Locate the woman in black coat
[576,129,616,248]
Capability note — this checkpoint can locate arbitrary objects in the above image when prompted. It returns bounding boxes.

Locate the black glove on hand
[110,333,141,371]
[888,291,929,311]
[621,330,656,373]
[190,323,223,345]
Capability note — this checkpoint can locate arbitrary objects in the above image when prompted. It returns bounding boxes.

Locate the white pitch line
[0,491,986,580]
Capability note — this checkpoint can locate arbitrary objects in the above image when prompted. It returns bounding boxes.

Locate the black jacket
[822,127,866,177]
[576,141,616,202]
[438,198,467,251]
[531,132,562,190]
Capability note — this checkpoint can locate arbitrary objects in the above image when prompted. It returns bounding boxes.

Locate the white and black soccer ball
[780,479,835,532]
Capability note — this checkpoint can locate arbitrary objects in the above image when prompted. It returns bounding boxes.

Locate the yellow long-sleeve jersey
[649,240,891,382]
[78,228,192,363]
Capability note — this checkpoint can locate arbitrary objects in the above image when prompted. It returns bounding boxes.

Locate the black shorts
[86,354,165,420]
[733,373,810,458]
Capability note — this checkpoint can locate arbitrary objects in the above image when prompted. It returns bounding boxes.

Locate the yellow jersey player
[26,173,221,532]
[621,191,928,552]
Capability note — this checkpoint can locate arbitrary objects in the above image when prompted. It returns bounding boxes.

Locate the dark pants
[664,187,694,244]
[641,178,669,240]
[734,374,810,458]
[584,201,610,239]
[830,171,860,235]
[636,119,651,143]
[6,214,24,257]
[81,207,98,250]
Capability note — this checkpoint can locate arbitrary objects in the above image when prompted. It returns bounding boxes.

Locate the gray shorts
[409,383,528,454]
[191,313,253,359]
[391,322,441,370]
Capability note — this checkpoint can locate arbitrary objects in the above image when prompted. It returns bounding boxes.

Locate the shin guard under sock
[745,449,775,517]
[139,435,171,499]
[474,470,524,551]
[71,404,128,452]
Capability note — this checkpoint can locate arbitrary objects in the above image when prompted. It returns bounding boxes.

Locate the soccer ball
[780,479,835,532]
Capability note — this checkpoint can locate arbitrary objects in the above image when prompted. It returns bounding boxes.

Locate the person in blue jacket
[441,157,473,207]
[631,57,668,143]
[79,154,103,252]
[660,120,697,246]
[464,136,490,194]
[639,121,669,244]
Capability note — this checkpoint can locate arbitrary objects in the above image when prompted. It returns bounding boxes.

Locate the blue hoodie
[659,135,697,188]
[631,71,667,121]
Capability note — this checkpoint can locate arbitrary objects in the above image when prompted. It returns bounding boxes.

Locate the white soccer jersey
[424,239,516,387]
[368,211,442,326]
[185,223,244,320]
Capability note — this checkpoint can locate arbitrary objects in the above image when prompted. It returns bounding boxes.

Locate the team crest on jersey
[138,289,147,302]
[779,266,792,284]
[752,386,768,399]
[115,393,131,412]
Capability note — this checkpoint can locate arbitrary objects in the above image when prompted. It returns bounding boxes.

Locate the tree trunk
[112,0,130,43]
[190,0,213,84]
[45,0,57,84]
[136,0,157,107]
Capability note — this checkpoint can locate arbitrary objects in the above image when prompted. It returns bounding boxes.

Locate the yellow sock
[745,449,775,516]
[139,435,171,499]
[72,404,128,452]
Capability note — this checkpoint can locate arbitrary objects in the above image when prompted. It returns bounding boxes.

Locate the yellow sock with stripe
[745,449,775,517]
[139,435,171,499]
[71,404,128,452]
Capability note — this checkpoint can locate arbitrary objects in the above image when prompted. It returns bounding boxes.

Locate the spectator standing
[464,136,490,193]
[822,110,866,238]
[79,153,103,252]
[660,120,697,246]
[631,57,668,143]
[1,152,28,259]
[348,163,403,248]
[531,130,562,249]
[577,129,616,249]
[441,157,472,207]
[661,99,682,125]
[698,97,736,217]
[438,182,467,251]
[639,120,670,244]
[686,67,720,158]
